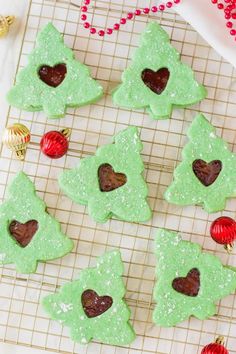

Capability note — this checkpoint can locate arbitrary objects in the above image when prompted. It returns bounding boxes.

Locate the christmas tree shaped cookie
[59,126,152,223]
[43,250,135,345]
[165,114,236,213]
[7,23,103,118]
[113,22,206,120]
[153,229,236,327]
[0,172,73,273]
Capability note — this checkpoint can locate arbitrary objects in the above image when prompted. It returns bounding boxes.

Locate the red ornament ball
[40,129,70,159]
[210,216,236,247]
[201,342,229,354]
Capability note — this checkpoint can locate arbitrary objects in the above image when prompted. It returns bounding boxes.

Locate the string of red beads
[80,0,181,36]
[211,0,236,40]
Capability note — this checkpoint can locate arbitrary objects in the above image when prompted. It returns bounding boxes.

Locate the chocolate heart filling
[98,163,127,192]
[9,220,38,247]
[172,268,200,297]
[81,289,113,318]
[192,159,222,186]
[38,63,67,87]
[141,67,170,95]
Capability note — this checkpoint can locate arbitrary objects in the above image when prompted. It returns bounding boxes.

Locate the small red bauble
[211,0,236,42]
[201,337,229,354]
[210,216,236,251]
[40,128,71,159]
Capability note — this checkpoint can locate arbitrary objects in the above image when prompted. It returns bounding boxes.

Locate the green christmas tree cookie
[153,229,236,327]
[0,172,73,273]
[43,250,135,345]
[165,114,236,213]
[113,22,206,120]
[7,23,103,118]
[59,126,152,223]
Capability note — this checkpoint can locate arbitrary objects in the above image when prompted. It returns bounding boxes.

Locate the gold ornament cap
[215,336,225,345]
[60,128,71,139]
[224,243,234,253]
[2,123,31,161]
[0,15,15,37]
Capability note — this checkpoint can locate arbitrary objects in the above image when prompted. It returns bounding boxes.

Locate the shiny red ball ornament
[40,128,71,159]
[201,337,229,354]
[210,216,236,252]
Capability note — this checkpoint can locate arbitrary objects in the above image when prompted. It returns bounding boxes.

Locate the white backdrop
[177,0,236,69]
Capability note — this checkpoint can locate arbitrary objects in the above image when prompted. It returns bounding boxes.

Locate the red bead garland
[80,0,181,37]
[80,0,236,41]
[212,0,236,41]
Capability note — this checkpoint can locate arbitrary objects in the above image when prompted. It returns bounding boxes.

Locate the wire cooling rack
[0,1,236,353]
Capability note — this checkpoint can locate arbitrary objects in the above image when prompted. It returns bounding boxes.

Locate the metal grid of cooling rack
[0,0,236,353]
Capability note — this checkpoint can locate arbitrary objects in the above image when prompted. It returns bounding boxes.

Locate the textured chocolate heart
[192,159,222,187]
[81,289,113,318]
[38,63,67,87]
[141,67,170,95]
[98,163,127,192]
[9,220,38,248]
[172,268,200,297]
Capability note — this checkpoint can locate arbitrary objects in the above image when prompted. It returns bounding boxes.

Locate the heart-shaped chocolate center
[192,159,222,187]
[141,67,170,95]
[9,220,38,248]
[98,163,127,192]
[172,268,200,297]
[81,289,113,318]
[38,63,67,87]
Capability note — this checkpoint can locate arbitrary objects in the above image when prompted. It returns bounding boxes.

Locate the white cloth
[176,0,236,69]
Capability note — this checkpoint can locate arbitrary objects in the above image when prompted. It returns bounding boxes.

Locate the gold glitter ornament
[0,16,15,37]
[2,123,31,160]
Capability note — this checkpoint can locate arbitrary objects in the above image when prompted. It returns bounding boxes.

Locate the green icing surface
[59,126,152,223]
[0,172,73,273]
[165,114,236,213]
[43,250,136,345]
[112,22,206,120]
[153,229,236,327]
[7,23,103,118]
